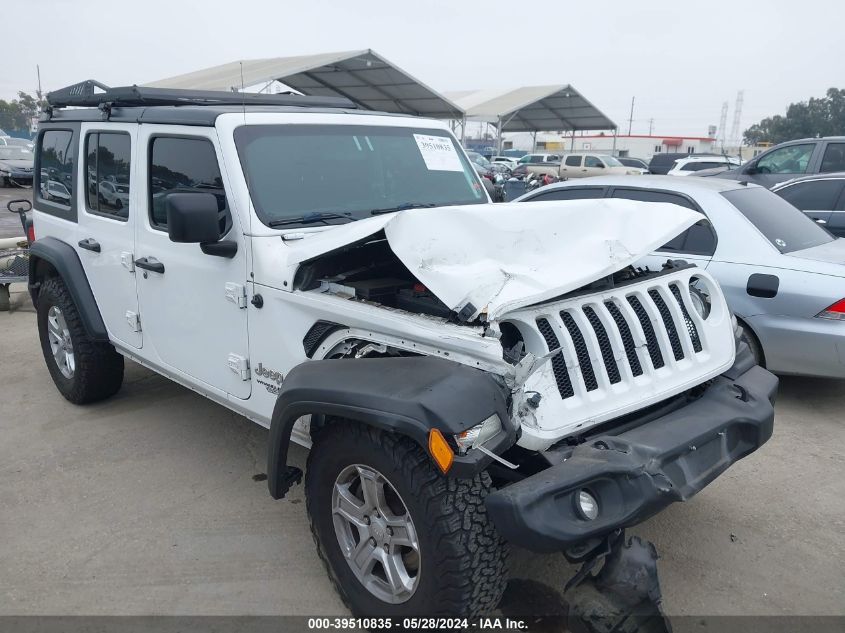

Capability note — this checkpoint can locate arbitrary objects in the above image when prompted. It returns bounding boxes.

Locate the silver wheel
[47,305,75,379]
[331,464,420,604]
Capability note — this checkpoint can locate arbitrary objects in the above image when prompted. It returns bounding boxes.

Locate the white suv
[667,155,741,176]
[28,81,778,623]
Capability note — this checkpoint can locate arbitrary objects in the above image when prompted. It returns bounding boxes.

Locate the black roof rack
[45,80,358,110]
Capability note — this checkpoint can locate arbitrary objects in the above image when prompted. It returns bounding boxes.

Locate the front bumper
[486,362,778,552]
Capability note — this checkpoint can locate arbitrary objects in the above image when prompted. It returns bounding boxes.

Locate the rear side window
[149,137,230,234]
[584,156,603,168]
[38,130,75,209]
[85,132,131,220]
[610,188,699,211]
[777,179,844,210]
[611,188,714,254]
[723,187,833,253]
[681,162,722,171]
[565,155,582,167]
[820,143,845,173]
[526,187,604,201]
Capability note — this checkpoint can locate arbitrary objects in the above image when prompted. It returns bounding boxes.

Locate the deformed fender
[266,355,515,499]
[28,237,108,341]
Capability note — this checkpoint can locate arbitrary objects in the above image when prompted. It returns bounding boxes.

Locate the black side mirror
[744,162,757,174]
[166,192,237,258]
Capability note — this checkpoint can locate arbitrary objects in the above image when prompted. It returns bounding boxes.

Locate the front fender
[28,237,108,341]
[267,355,515,499]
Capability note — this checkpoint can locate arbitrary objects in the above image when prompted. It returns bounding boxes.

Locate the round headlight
[689,278,711,320]
[576,490,599,521]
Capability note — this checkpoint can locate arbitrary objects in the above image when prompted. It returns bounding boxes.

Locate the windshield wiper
[268,211,354,227]
[370,202,436,215]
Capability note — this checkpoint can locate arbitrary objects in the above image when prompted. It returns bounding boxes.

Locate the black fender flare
[28,237,109,341]
[267,355,515,499]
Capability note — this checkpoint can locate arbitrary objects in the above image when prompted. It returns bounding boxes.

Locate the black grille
[670,284,702,353]
[627,296,665,369]
[649,289,684,361]
[536,318,575,399]
[604,301,643,377]
[561,312,598,392]
[583,307,621,384]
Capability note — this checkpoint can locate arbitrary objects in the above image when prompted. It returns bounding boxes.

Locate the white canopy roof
[146,49,464,119]
[445,85,616,132]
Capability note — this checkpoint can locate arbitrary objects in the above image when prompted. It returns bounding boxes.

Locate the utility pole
[627,96,635,136]
[648,118,654,135]
[36,64,43,101]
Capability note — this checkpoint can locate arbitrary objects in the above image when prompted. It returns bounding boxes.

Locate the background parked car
[648,152,696,175]
[559,153,647,178]
[490,155,518,170]
[515,175,845,379]
[772,173,845,237]
[667,155,741,176]
[0,146,35,187]
[516,152,561,167]
[617,156,650,171]
[716,137,845,188]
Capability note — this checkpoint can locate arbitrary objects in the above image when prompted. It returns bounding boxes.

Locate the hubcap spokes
[332,464,420,603]
[47,306,74,379]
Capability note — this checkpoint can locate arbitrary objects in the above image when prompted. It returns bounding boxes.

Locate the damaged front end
[270,200,777,630]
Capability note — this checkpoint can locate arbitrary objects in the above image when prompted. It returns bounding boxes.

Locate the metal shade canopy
[146,49,464,119]
[445,85,616,132]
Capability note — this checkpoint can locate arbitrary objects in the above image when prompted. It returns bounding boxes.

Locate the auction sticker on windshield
[413,134,463,171]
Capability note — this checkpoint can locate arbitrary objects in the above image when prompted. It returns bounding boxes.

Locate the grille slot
[627,296,665,369]
[605,300,643,376]
[536,317,575,399]
[561,311,598,391]
[583,306,621,384]
[670,284,702,353]
[649,289,684,361]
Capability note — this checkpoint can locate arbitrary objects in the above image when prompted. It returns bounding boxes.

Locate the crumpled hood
[285,199,701,320]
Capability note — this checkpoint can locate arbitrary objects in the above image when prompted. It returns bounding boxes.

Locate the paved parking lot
[0,188,30,239]
[0,288,843,619]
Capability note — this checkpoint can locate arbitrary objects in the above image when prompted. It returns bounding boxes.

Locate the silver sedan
[516,176,845,378]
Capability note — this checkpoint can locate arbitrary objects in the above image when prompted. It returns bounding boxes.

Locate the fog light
[576,490,599,520]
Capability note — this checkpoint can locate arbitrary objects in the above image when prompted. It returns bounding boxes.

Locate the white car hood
[285,199,701,320]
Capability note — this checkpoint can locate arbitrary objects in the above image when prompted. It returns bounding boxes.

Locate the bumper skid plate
[486,364,778,552]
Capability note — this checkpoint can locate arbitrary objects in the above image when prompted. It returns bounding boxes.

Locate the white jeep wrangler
[29,81,778,622]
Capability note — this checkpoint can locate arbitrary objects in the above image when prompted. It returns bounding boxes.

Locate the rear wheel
[305,422,508,618]
[37,276,124,404]
[738,322,764,367]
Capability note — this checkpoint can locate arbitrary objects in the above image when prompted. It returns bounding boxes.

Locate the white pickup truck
[28,80,777,625]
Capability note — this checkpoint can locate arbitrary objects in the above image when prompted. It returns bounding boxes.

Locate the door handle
[78,238,101,253]
[815,218,827,224]
[134,257,165,274]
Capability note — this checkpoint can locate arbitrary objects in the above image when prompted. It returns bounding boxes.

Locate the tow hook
[563,529,672,632]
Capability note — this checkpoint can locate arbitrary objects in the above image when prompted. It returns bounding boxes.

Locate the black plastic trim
[485,362,778,552]
[302,321,347,358]
[28,237,109,341]
[266,356,515,499]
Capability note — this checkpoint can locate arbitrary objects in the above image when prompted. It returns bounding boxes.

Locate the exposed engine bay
[294,232,456,320]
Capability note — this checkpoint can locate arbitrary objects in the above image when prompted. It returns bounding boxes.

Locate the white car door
[134,126,251,399]
[76,125,141,349]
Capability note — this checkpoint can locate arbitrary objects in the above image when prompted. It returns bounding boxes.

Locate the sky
[4,0,841,138]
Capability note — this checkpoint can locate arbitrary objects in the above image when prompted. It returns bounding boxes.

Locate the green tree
[0,91,46,133]
[743,88,845,145]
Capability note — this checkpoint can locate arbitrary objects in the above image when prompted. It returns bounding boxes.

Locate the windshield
[600,155,623,167]
[722,187,834,253]
[0,147,32,160]
[234,125,484,226]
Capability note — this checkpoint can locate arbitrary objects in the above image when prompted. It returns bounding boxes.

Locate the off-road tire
[305,421,508,618]
[37,276,124,404]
